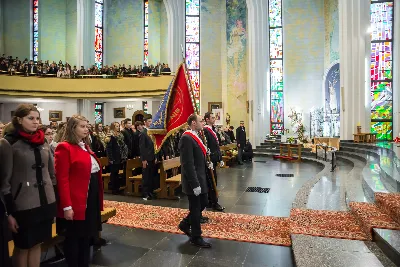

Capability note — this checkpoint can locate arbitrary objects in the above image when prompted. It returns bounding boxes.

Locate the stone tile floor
[45,158,328,267]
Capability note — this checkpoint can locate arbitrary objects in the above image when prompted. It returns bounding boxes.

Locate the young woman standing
[1,104,57,267]
[54,115,103,267]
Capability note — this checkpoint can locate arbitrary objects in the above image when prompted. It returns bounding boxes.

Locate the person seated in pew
[55,115,104,267]
[162,64,171,73]
[142,63,150,75]
[243,139,253,162]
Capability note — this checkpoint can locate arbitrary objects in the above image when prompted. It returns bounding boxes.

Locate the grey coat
[1,136,57,224]
[178,134,209,195]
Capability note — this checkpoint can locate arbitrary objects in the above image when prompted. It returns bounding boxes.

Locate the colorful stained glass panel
[186,0,199,16]
[371,42,392,80]
[270,28,283,59]
[95,52,103,69]
[371,81,392,92]
[95,28,103,52]
[34,0,38,6]
[370,2,393,41]
[371,121,392,140]
[272,124,284,135]
[269,0,282,27]
[270,60,283,91]
[186,17,200,42]
[144,39,148,50]
[144,51,149,64]
[186,43,200,70]
[95,3,103,28]
[271,98,283,123]
[371,105,392,120]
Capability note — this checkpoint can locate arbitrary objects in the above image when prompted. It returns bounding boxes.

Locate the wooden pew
[98,157,124,193]
[220,143,237,168]
[157,157,181,199]
[125,157,143,196]
[8,207,116,257]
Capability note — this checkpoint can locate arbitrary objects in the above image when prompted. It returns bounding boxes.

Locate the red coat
[54,142,104,220]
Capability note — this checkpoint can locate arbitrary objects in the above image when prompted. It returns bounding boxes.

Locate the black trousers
[142,159,155,197]
[182,193,208,238]
[63,235,90,267]
[110,163,121,191]
[208,162,218,205]
[237,146,244,163]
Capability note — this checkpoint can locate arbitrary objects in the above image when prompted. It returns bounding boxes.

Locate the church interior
[0,0,399,266]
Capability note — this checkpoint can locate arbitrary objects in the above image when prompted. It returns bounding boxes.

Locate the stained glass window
[95,0,104,69]
[33,0,39,62]
[185,0,200,111]
[144,0,149,65]
[94,103,104,124]
[269,0,283,135]
[370,1,394,140]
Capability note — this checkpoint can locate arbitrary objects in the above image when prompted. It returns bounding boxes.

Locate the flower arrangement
[288,108,309,143]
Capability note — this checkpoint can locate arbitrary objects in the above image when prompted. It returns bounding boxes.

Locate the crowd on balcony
[0,54,172,78]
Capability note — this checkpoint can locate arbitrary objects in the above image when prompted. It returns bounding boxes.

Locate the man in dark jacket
[203,112,225,212]
[236,121,246,164]
[178,114,211,248]
[121,118,135,158]
[226,126,235,142]
[139,114,156,200]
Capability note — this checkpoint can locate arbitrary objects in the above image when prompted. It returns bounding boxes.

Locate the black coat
[227,130,235,142]
[106,136,122,164]
[236,126,247,146]
[203,127,221,163]
[132,131,140,157]
[179,134,208,195]
[121,128,134,158]
[91,134,106,158]
[139,130,155,162]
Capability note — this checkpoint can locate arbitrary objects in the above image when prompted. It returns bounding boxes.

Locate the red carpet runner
[104,193,400,246]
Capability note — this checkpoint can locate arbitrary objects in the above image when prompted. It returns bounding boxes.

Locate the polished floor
[48,158,325,267]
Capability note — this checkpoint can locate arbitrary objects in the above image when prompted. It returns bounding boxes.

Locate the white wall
[0,101,78,125]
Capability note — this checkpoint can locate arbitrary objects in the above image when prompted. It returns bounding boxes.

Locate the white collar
[78,141,87,151]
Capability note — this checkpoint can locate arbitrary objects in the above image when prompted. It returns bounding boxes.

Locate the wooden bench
[98,157,125,193]
[8,207,116,257]
[220,143,237,168]
[125,157,143,196]
[156,157,181,199]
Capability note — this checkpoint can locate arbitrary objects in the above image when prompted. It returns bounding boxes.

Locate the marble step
[373,229,400,267]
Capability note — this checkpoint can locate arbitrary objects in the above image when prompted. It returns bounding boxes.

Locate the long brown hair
[61,115,90,145]
[11,104,40,130]
[110,122,120,135]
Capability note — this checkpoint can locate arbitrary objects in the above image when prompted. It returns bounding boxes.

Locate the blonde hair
[61,115,90,145]
[110,122,120,135]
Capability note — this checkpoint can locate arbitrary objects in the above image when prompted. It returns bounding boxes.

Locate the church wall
[324,0,339,70]
[39,0,67,62]
[101,100,158,125]
[105,0,143,66]
[148,0,161,65]
[283,0,325,134]
[4,0,31,59]
[160,0,168,65]
[66,0,77,66]
[200,0,224,115]
[224,0,247,129]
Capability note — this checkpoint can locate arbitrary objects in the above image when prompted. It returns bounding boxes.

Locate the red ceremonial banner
[150,63,196,152]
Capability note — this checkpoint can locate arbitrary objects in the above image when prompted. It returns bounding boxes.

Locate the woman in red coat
[54,115,103,267]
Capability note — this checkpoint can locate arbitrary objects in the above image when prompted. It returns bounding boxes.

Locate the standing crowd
[0,104,253,266]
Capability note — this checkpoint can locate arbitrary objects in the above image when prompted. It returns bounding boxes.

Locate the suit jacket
[121,128,134,158]
[54,142,104,220]
[179,134,208,195]
[139,130,155,162]
[236,126,247,146]
[203,126,221,163]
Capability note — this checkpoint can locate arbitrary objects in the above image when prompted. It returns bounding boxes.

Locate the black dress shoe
[212,203,225,212]
[178,222,191,237]
[190,237,211,248]
[200,216,209,224]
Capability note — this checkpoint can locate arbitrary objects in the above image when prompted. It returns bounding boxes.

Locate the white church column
[246,0,269,145]
[393,2,400,138]
[339,0,370,140]
[77,0,95,68]
[77,99,91,120]
[163,0,184,72]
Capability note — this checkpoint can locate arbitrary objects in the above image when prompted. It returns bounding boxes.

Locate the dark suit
[236,126,246,163]
[203,127,221,205]
[139,129,156,197]
[121,128,134,158]
[179,133,208,238]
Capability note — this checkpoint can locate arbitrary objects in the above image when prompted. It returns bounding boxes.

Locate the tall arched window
[144,0,149,65]
[185,0,200,111]
[33,0,39,62]
[95,0,104,68]
[269,0,284,135]
[370,0,394,140]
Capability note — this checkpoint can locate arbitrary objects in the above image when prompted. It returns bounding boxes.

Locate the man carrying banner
[203,112,225,212]
[178,114,212,248]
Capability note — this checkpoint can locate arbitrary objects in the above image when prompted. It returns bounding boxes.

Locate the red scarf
[18,129,45,145]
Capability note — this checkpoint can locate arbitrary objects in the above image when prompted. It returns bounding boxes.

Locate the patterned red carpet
[104,200,292,246]
[375,192,400,225]
[290,208,369,241]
